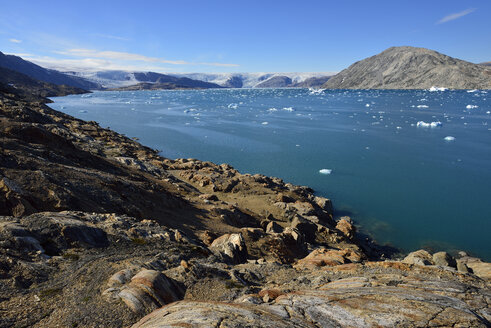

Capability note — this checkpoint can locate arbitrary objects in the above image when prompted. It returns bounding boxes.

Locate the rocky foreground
[1,86,490,327]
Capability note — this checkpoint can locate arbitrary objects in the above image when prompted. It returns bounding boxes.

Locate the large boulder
[402,249,434,266]
[209,233,248,264]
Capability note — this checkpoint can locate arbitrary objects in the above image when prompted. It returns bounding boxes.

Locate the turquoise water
[49,88,491,260]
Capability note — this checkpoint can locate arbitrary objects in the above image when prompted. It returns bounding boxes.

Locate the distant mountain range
[322,46,491,89]
[67,71,334,89]
[2,48,490,91]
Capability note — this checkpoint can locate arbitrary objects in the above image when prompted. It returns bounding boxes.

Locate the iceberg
[319,169,332,175]
[416,121,442,128]
[428,86,448,92]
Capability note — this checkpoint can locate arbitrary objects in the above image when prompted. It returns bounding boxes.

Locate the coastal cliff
[0,84,490,327]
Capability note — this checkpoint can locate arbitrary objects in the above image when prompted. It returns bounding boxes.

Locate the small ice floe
[228,103,238,109]
[295,144,300,147]
[282,107,294,112]
[267,107,278,112]
[444,136,456,141]
[467,89,478,93]
[417,105,429,108]
[319,169,332,175]
[428,86,448,92]
[466,105,479,109]
[365,104,370,107]
[261,121,269,125]
[486,111,491,114]
[416,121,442,128]
[79,110,88,113]
[309,88,325,95]
[396,126,402,130]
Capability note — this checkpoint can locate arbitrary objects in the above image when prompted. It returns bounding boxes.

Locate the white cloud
[436,8,476,24]
[13,54,170,72]
[9,38,22,43]
[55,48,239,67]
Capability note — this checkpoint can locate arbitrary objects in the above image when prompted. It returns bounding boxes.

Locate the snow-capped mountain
[63,71,335,89]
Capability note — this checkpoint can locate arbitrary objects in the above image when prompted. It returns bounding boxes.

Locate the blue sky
[0,0,490,73]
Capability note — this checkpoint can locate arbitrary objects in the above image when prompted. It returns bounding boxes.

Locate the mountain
[0,51,100,90]
[322,46,491,89]
[71,71,335,88]
[293,76,331,88]
[174,72,335,88]
[66,70,222,89]
[255,75,292,88]
[0,66,88,102]
[480,62,491,66]
[108,82,221,91]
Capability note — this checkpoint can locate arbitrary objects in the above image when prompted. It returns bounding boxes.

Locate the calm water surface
[50,88,491,260]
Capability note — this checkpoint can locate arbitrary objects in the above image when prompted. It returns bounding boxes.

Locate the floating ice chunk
[466,105,478,109]
[282,107,294,112]
[467,89,477,93]
[416,121,442,128]
[267,107,278,112]
[79,110,87,113]
[261,121,269,125]
[228,103,238,109]
[396,126,402,130]
[428,86,448,92]
[365,104,370,107]
[417,105,429,108]
[309,88,325,95]
[486,111,491,114]
[444,136,455,141]
[319,169,332,175]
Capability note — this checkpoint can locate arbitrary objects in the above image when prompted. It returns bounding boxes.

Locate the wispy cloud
[55,48,239,67]
[436,8,476,24]
[14,53,170,72]
[9,38,22,43]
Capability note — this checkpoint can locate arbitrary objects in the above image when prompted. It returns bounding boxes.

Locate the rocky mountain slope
[0,66,88,99]
[322,46,491,89]
[0,51,100,90]
[1,83,490,327]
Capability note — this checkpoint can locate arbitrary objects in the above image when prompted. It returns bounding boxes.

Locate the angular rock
[291,216,317,242]
[402,249,434,266]
[432,251,456,268]
[210,233,248,264]
[336,217,355,239]
[265,221,283,234]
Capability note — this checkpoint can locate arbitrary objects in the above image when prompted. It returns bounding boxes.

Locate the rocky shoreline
[1,87,490,327]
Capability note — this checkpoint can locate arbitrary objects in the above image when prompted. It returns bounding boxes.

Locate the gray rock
[209,233,248,264]
[402,250,434,266]
[432,251,457,268]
